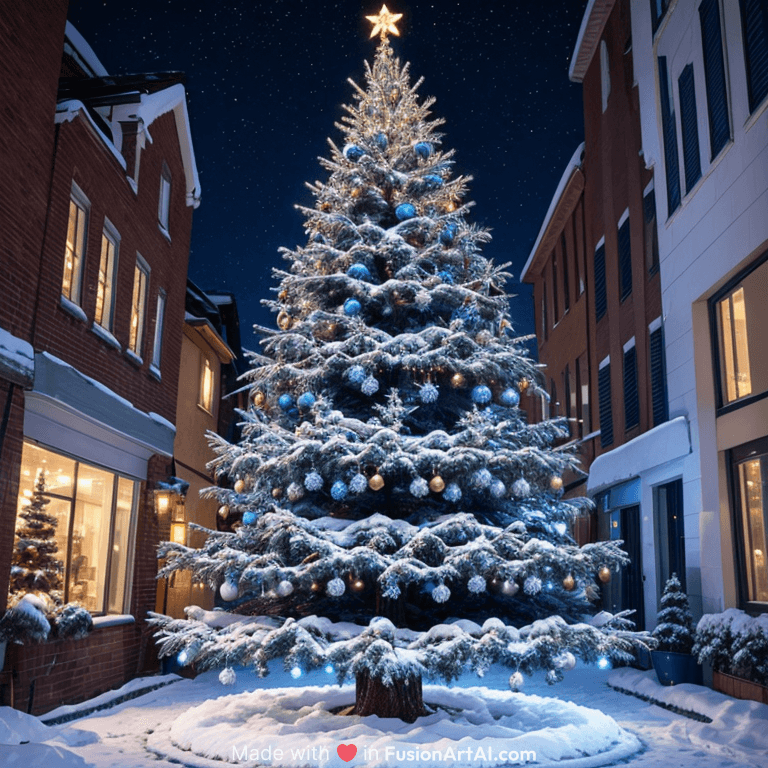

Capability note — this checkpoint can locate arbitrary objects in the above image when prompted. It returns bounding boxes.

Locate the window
[129,255,149,357]
[644,182,660,273]
[649,319,669,426]
[618,210,632,301]
[623,338,639,430]
[552,251,560,322]
[658,57,682,215]
[575,215,585,295]
[542,284,549,342]
[651,0,671,33]
[594,239,607,322]
[564,363,573,437]
[700,0,731,158]
[598,357,613,447]
[158,164,171,232]
[94,220,119,331]
[731,437,768,605]
[199,355,214,413]
[561,232,570,312]
[151,290,166,371]
[678,64,702,193]
[740,0,768,113]
[62,183,89,304]
[654,479,686,600]
[577,353,591,437]
[600,40,611,112]
[16,441,138,614]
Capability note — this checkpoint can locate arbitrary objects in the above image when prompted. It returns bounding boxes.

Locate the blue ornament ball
[414,141,433,159]
[444,483,462,502]
[439,224,457,245]
[343,298,362,317]
[331,481,349,501]
[410,477,430,498]
[419,383,439,404]
[375,132,388,150]
[452,304,481,330]
[395,203,416,221]
[473,468,493,488]
[304,472,323,492]
[346,263,371,281]
[297,392,316,409]
[423,174,443,190]
[500,388,520,407]
[471,385,492,405]
[350,473,368,494]
[278,393,295,411]
[490,479,507,498]
[361,375,380,396]
[242,511,257,526]
[348,365,366,385]
[343,144,365,161]
[438,269,454,284]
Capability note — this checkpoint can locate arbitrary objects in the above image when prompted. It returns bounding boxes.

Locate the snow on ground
[0,662,766,768]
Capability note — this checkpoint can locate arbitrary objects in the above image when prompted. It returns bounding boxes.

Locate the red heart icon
[337,743,357,762]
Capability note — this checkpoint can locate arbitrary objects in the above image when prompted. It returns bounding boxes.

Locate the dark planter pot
[713,670,768,704]
[651,650,703,686]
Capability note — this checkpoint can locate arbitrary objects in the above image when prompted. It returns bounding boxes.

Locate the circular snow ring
[165,685,642,768]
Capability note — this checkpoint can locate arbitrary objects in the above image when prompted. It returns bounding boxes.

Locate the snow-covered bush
[652,574,695,654]
[694,609,768,684]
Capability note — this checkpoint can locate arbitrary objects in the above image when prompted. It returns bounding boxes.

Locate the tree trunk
[353,668,425,722]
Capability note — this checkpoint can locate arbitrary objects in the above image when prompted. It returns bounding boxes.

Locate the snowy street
[2,663,766,767]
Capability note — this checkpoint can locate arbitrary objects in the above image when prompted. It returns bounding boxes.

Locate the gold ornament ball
[429,476,446,493]
[253,390,266,408]
[550,475,564,492]
[272,487,283,499]
[451,372,466,389]
[598,566,611,583]
[277,311,292,330]
[311,581,322,593]
[369,474,385,491]
[351,578,365,593]
[563,574,576,591]
[234,479,245,494]
[218,505,229,519]
[518,378,530,392]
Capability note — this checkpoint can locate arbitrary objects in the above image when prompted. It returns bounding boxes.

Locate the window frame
[651,0,671,34]
[699,0,731,160]
[678,63,703,193]
[561,231,570,312]
[649,317,670,427]
[128,253,150,359]
[62,182,90,306]
[199,353,215,414]
[739,0,768,114]
[158,163,172,233]
[617,209,632,302]
[623,337,640,431]
[600,39,611,112]
[598,356,614,448]
[150,289,167,374]
[94,218,120,332]
[643,181,660,275]
[594,237,607,322]
[658,56,682,216]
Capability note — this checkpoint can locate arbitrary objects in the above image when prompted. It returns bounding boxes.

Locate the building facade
[0,13,201,713]
[631,0,768,617]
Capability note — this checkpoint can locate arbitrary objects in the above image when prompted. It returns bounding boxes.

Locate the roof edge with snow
[64,21,109,77]
[568,0,616,83]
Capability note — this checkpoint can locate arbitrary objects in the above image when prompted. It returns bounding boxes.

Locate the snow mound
[0,705,55,745]
[162,684,641,768]
[1,743,93,767]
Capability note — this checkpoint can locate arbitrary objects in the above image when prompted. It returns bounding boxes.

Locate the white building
[626,0,768,618]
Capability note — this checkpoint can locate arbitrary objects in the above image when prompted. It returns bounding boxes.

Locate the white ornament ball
[490,479,506,498]
[361,375,380,396]
[350,473,368,494]
[444,483,462,502]
[432,584,451,603]
[512,478,531,498]
[276,580,294,597]
[509,671,524,691]
[327,577,346,597]
[501,579,519,596]
[287,482,305,502]
[219,667,237,686]
[473,468,492,488]
[219,580,239,602]
[468,575,487,594]
[304,472,324,491]
[419,383,439,404]
[410,477,430,498]
[523,575,543,595]
[554,652,577,671]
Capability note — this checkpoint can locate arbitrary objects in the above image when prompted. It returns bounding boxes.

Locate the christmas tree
[150,6,649,721]
[653,574,695,654]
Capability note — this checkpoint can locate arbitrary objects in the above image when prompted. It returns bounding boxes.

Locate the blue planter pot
[651,650,702,686]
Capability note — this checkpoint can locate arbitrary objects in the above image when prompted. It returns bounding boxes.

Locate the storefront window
[16,441,139,615]
[734,445,768,604]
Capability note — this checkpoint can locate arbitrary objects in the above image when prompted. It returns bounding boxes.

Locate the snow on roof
[520,142,585,282]
[64,21,108,78]
[0,326,34,384]
[55,99,127,171]
[568,0,615,83]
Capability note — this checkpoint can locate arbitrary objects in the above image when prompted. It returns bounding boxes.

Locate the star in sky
[366,4,403,39]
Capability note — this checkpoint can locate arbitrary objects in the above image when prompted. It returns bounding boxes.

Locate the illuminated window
[199,355,214,413]
[718,287,752,403]
[158,164,171,232]
[129,255,150,357]
[151,290,166,371]
[95,220,119,331]
[16,441,138,614]
[62,183,89,304]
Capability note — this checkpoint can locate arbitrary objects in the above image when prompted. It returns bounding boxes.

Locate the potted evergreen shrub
[651,574,702,686]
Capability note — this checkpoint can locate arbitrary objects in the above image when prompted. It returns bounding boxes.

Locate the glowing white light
[325,664,334,674]
[597,656,611,670]
[177,650,188,664]
[290,666,302,679]
[554,522,567,535]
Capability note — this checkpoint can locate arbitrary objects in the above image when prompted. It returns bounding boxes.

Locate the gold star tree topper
[366,4,403,40]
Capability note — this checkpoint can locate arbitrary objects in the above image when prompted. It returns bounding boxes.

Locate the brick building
[0,12,201,713]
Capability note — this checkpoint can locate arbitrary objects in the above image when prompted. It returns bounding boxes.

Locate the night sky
[67,0,588,346]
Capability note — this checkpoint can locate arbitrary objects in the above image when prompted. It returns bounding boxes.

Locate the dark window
[659,57,681,215]
[678,64,703,192]
[700,0,731,158]
[561,232,570,312]
[542,284,548,342]
[564,364,572,437]
[578,353,591,435]
[623,344,640,430]
[644,186,660,273]
[654,479,686,599]
[598,363,614,447]
[550,379,558,417]
[618,215,632,301]
[650,325,669,426]
[552,252,560,322]
[740,0,768,113]
[651,0,671,33]
[594,242,607,321]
